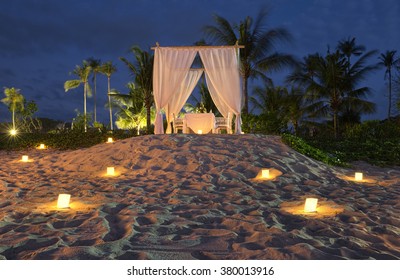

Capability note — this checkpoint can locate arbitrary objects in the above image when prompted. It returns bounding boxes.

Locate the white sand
[0,134,399,260]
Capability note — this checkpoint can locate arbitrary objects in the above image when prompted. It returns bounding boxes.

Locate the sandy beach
[0,134,399,260]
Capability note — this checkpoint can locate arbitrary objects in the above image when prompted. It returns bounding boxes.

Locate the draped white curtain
[165,69,204,134]
[199,48,242,134]
[204,73,230,118]
[153,47,197,134]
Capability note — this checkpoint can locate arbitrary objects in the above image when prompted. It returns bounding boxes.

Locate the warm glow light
[107,137,113,143]
[197,130,203,134]
[261,168,270,178]
[107,167,115,176]
[57,194,71,209]
[355,172,363,181]
[21,155,29,162]
[304,198,318,213]
[10,129,17,136]
[39,144,46,149]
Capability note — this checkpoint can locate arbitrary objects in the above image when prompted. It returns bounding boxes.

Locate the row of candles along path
[21,137,117,209]
[20,141,366,211]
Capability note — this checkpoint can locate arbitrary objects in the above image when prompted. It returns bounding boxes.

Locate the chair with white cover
[173,113,184,133]
[215,112,232,134]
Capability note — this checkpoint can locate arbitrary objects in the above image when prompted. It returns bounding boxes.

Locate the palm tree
[1,87,25,131]
[64,61,92,132]
[285,87,311,136]
[203,9,295,114]
[288,49,377,138]
[110,83,149,134]
[99,61,117,130]
[120,46,153,134]
[379,50,399,119]
[341,46,378,125]
[250,83,290,133]
[87,57,101,123]
[337,37,366,72]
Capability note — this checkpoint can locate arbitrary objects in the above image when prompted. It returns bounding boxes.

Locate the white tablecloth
[184,113,216,134]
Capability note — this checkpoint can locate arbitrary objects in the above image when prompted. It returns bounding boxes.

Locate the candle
[261,168,270,178]
[355,172,363,181]
[107,137,113,143]
[57,194,71,209]
[21,155,29,162]
[304,198,318,213]
[107,167,115,176]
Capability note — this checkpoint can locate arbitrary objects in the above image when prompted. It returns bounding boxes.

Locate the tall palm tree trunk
[333,112,338,139]
[242,73,248,114]
[145,94,151,134]
[12,106,15,130]
[94,74,97,123]
[108,76,113,130]
[293,121,298,136]
[84,82,87,132]
[388,69,392,119]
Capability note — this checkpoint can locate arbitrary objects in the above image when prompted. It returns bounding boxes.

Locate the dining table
[183,113,216,134]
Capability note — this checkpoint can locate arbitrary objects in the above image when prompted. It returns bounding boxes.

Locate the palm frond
[256,52,298,72]
[202,14,237,45]
[64,80,81,92]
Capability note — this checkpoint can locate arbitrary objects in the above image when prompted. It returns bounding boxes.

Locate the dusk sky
[1,0,399,124]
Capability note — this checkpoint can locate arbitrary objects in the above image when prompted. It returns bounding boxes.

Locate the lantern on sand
[304,198,318,213]
[261,168,270,179]
[355,172,363,181]
[107,167,115,176]
[57,194,71,209]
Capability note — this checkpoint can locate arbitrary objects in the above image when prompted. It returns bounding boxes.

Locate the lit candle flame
[21,155,29,162]
[107,137,113,143]
[197,130,203,134]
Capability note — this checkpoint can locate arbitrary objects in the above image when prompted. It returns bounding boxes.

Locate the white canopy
[152,45,243,134]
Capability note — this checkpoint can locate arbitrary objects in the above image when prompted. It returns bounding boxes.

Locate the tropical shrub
[282,133,348,167]
[241,113,288,135]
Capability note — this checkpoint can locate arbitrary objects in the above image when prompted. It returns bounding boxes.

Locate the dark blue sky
[1,0,399,123]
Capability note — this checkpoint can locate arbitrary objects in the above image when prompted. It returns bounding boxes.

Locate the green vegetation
[282,120,400,167]
[282,133,348,167]
[87,57,102,123]
[64,61,92,132]
[378,50,399,119]
[1,87,25,131]
[203,9,295,114]
[120,47,153,134]
[0,129,137,151]
[99,61,117,130]
[305,120,400,167]
[287,38,378,138]
[110,83,154,133]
